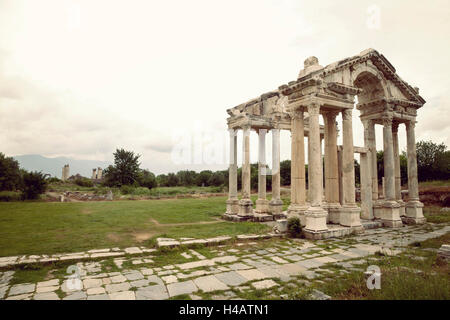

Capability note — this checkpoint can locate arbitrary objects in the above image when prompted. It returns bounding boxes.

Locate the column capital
[361,118,374,128]
[228,128,237,137]
[307,103,320,116]
[406,120,416,130]
[342,108,352,120]
[381,113,393,127]
[289,110,303,120]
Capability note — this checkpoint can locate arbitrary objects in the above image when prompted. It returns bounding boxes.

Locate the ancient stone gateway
[223,49,426,239]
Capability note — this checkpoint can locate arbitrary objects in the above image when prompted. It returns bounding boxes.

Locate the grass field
[0,196,271,257]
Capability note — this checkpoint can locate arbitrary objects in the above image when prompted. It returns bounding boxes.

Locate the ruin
[61,164,70,181]
[91,167,103,180]
[223,49,426,239]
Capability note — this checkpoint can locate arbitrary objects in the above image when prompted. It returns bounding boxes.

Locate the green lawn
[0,197,270,257]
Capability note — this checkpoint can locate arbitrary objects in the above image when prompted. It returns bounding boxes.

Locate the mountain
[13,154,111,178]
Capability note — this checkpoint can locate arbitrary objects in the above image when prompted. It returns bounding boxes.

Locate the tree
[176,170,197,186]
[280,160,291,186]
[0,153,22,191]
[416,140,448,181]
[208,171,225,186]
[21,171,48,200]
[166,173,179,187]
[137,169,157,189]
[196,170,213,186]
[103,148,141,186]
[156,174,168,187]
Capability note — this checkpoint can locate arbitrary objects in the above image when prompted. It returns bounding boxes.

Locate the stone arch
[351,64,389,104]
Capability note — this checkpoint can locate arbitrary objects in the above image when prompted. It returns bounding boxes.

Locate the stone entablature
[224,48,426,239]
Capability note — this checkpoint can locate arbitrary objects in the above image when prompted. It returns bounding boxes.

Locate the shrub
[287,217,302,238]
[21,171,48,200]
[47,177,61,183]
[120,185,135,195]
[0,191,22,202]
[74,178,93,187]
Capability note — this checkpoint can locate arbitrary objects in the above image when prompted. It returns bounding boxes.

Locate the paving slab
[33,292,60,300]
[124,271,144,281]
[109,291,136,300]
[36,285,59,293]
[215,271,248,287]
[87,287,106,295]
[193,275,229,293]
[167,280,198,297]
[251,280,278,290]
[136,284,169,300]
[37,279,59,288]
[9,283,35,296]
[228,263,252,270]
[278,263,307,276]
[63,291,87,300]
[105,282,131,293]
[87,294,110,300]
[236,269,268,281]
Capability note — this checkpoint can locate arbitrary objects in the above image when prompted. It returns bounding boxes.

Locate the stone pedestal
[404,200,425,224]
[325,204,341,224]
[269,199,283,215]
[226,199,239,215]
[303,206,329,238]
[381,200,403,227]
[340,205,363,227]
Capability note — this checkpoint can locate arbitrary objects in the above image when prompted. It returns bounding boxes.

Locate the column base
[226,198,239,215]
[254,199,269,214]
[339,205,362,227]
[287,204,308,226]
[373,200,384,219]
[269,199,283,215]
[405,200,426,224]
[323,203,341,224]
[381,200,403,228]
[304,206,328,233]
[238,199,253,217]
[397,200,406,216]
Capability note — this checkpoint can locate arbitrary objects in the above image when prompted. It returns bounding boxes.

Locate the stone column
[287,110,307,225]
[239,125,253,216]
[360,152,373,220]
[304,103,328,237]
[405,121,425,224]
[392,122,405,216]
[255,129,269,214]
[361,120,374,220]
[323,111,340,223]
[340,109,362,228]
[381,114,402,227]
[226,129,239,214]
[269,128,283,215]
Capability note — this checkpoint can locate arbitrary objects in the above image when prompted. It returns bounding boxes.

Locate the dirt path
[149,217,224,227]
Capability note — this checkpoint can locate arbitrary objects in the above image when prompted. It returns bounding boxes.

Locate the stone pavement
[0,223,448,300]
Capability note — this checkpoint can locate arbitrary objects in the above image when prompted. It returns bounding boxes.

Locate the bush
[120,185,135,195]
[0,191,22,202]
[287,217,302,238]
[47,177,61,183]
[21,171,48,200]
[74,178,94,187]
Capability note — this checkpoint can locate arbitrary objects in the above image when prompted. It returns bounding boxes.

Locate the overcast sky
[1,0,449,174]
